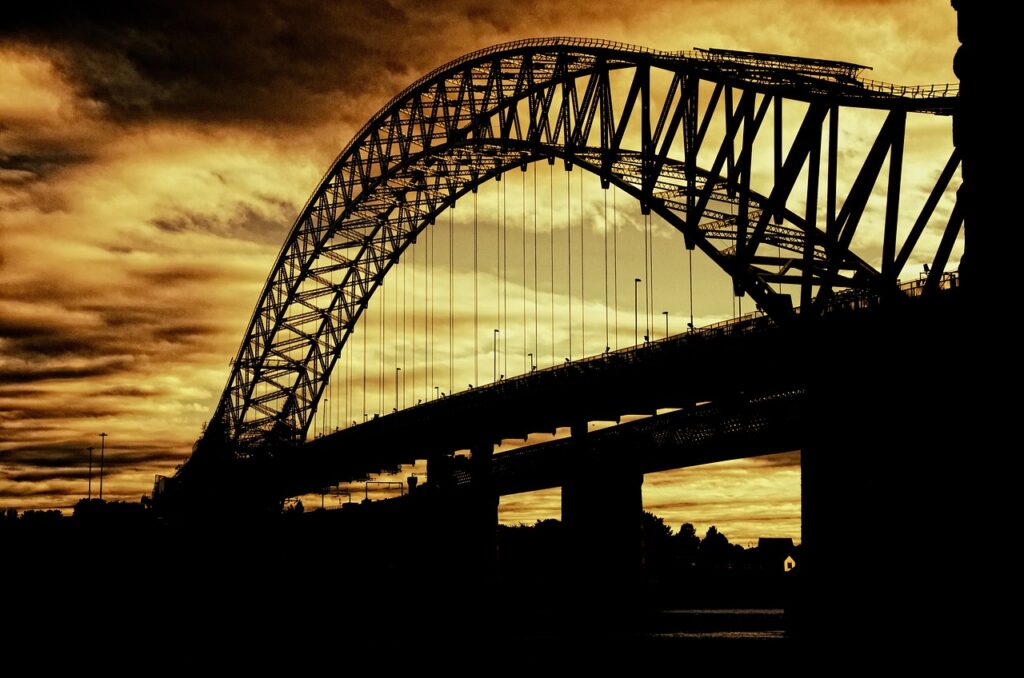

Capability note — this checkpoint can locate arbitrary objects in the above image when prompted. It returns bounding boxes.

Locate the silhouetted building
[756,537,796,573]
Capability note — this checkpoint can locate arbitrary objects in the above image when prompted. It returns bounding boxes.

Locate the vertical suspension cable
[649,213,656,339]
[533,163,538,370]
[549,162,554,368]
[613,186,619,350]
[643,212,650,342]
[496,177,501,380]
[412,232,417,401]
[331,265,336,431]
[474,190,479,388]
[405,233,409,409]
[424,224,428,403]
[379,274,384,416]
[449,206,454,395]
[566,167,572,361]
[689,248,694,330]
[425,225,429,400]
[432,210,436,399]
[366,303,370,419]
[502,175,508,378]
[346,328,351,426]
[331,341,336,432]
[580,167,585,357]
[431,212,436,399]
[394,246,399,411]
[522,166,527,375]
[604,186,609,351]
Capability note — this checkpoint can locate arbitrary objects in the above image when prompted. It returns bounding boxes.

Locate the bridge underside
[490,387,803,496]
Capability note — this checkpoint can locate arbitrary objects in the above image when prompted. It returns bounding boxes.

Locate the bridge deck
[268,275,958,497]
[487,387,805,496]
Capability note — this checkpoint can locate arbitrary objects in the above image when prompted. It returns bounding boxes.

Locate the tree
[673,522,701,568]
[641,511,672,540]
[641,511,674,574]
[700,525,734,567]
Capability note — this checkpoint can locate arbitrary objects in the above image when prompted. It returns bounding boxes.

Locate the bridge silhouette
[150,30,986,641]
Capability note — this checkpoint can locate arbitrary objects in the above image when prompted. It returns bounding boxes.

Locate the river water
[645,608,787,640]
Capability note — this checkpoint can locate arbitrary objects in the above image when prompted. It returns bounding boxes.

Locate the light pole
[86,446,93,500]
[662,311,669,340]
[528,352,535,372]
[434,385,439,400]
[321,399,328,437]
[633,278,642,347]
[493,329,499,384]
[395,367,401,411]
[98,432,107,501]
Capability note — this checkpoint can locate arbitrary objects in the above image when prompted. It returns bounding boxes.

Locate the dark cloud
[0,362,127,385]
[0,152,91,182]
[0,443,185,471]
[95,385,165,398]
[3,0,420,125]
[5,467,99,483]
[150,202,294,245]
[0,483,81,499]
[0,403,118,422]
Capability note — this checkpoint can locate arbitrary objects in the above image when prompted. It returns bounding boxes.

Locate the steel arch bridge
[199,37,960,457]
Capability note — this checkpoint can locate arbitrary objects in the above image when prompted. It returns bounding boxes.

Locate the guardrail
[858,78,959,99]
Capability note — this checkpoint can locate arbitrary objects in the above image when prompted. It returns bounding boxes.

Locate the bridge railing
[900,271,960,297]
[858,78,959,99]
[391,271,961,412]
[493,271,960,386]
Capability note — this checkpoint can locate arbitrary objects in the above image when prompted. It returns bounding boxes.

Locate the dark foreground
[2,507,800,662]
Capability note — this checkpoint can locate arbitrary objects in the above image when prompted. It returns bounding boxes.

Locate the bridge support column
[419,448,497,577]
[800,304,973,647]
[562,421,643,613]
[468,442,499,573]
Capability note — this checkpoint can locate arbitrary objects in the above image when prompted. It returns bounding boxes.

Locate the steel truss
[203,38,960,454]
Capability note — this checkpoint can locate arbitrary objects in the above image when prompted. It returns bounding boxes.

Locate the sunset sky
[0,1,958,544]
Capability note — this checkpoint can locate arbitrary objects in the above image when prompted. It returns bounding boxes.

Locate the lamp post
[662,311,669,340]
[321,399,328,437]
[395,367,401,411]
[633,278,642,347]
[98,432,107,501]
[434,385,439,400]
[493,329,499,384]
[528,352,535,372]
[86,446,93,500]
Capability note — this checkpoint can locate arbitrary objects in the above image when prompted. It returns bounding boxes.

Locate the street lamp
[395,367,401,411]
[98,432,107,501]
[633,278,642,347]
[321,398,328,437]
[493,329,500,384]
[528,352,536,372]
[86,446,93,500]
[434,385,439,400]
[662,311,669,340]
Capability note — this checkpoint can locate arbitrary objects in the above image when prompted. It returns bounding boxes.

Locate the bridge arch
[204,38,959,452]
